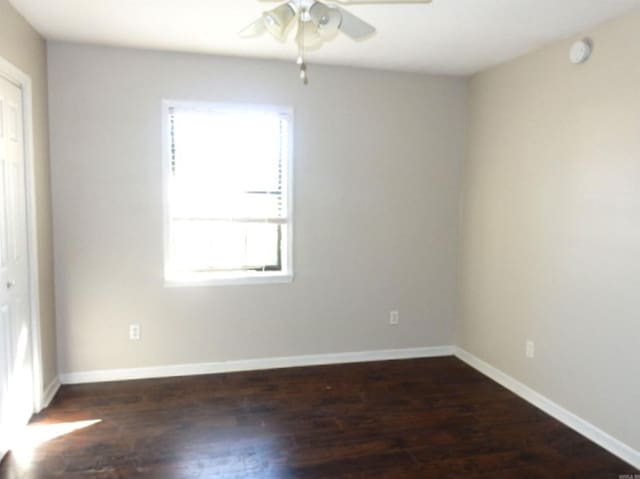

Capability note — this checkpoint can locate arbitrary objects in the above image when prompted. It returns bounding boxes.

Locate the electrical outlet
[129,324,141,341]
[389,311,400,326]
[526,340,535,359]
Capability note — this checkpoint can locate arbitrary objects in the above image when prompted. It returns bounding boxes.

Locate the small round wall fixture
[570,38,592,65]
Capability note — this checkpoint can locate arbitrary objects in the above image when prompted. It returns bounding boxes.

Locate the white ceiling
[10,0,640,75]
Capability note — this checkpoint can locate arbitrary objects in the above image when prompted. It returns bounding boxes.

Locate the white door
[0,74,34,457]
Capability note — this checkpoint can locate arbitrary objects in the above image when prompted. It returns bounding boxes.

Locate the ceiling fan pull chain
[297,0,309,85]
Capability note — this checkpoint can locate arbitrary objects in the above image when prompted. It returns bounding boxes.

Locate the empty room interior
[0,0,639,477]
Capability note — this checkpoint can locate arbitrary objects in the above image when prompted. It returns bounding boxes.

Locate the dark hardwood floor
[0,357,635,478]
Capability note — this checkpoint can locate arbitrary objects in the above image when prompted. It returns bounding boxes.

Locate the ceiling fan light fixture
[308,2,329,24]
[262,3,296,39]
[241,0,402,82]
[296,21,324,50]
[309,3,342,37]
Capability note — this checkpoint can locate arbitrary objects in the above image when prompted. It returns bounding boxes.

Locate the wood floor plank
[0,357,635,478]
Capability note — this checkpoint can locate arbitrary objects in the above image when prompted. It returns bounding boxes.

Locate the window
[164,102,293,286]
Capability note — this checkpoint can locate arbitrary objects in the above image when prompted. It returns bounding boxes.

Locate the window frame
[161,100,294,287]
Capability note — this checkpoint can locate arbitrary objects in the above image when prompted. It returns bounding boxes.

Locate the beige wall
[47,43,467,375]
[0,0,57,389]
[460,10,640,452]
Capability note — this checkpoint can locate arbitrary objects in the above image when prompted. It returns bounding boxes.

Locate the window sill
[164,272,294,288]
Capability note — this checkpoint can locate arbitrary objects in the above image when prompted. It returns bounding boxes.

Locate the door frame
[0,55,44,414]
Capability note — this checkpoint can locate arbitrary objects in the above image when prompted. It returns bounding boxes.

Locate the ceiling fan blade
[239,18,266,37]
[336,7,375,40]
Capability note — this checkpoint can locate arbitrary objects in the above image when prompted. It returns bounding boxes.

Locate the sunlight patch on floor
[11,419,102,466]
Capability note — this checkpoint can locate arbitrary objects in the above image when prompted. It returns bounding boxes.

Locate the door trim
[0,56,44,414]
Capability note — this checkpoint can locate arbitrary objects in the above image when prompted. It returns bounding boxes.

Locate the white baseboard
[59,345,454,385]
[455,347,640,470]
[42,376,61,409]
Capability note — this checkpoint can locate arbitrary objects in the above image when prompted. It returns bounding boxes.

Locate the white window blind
[165,103,292,284]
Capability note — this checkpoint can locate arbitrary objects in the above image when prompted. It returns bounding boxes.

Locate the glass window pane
[171,110,284,219]
[170,220,280,272]
[166,105,290,279]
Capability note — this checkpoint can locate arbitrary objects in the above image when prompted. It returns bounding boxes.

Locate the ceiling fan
[240,0,433,84]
